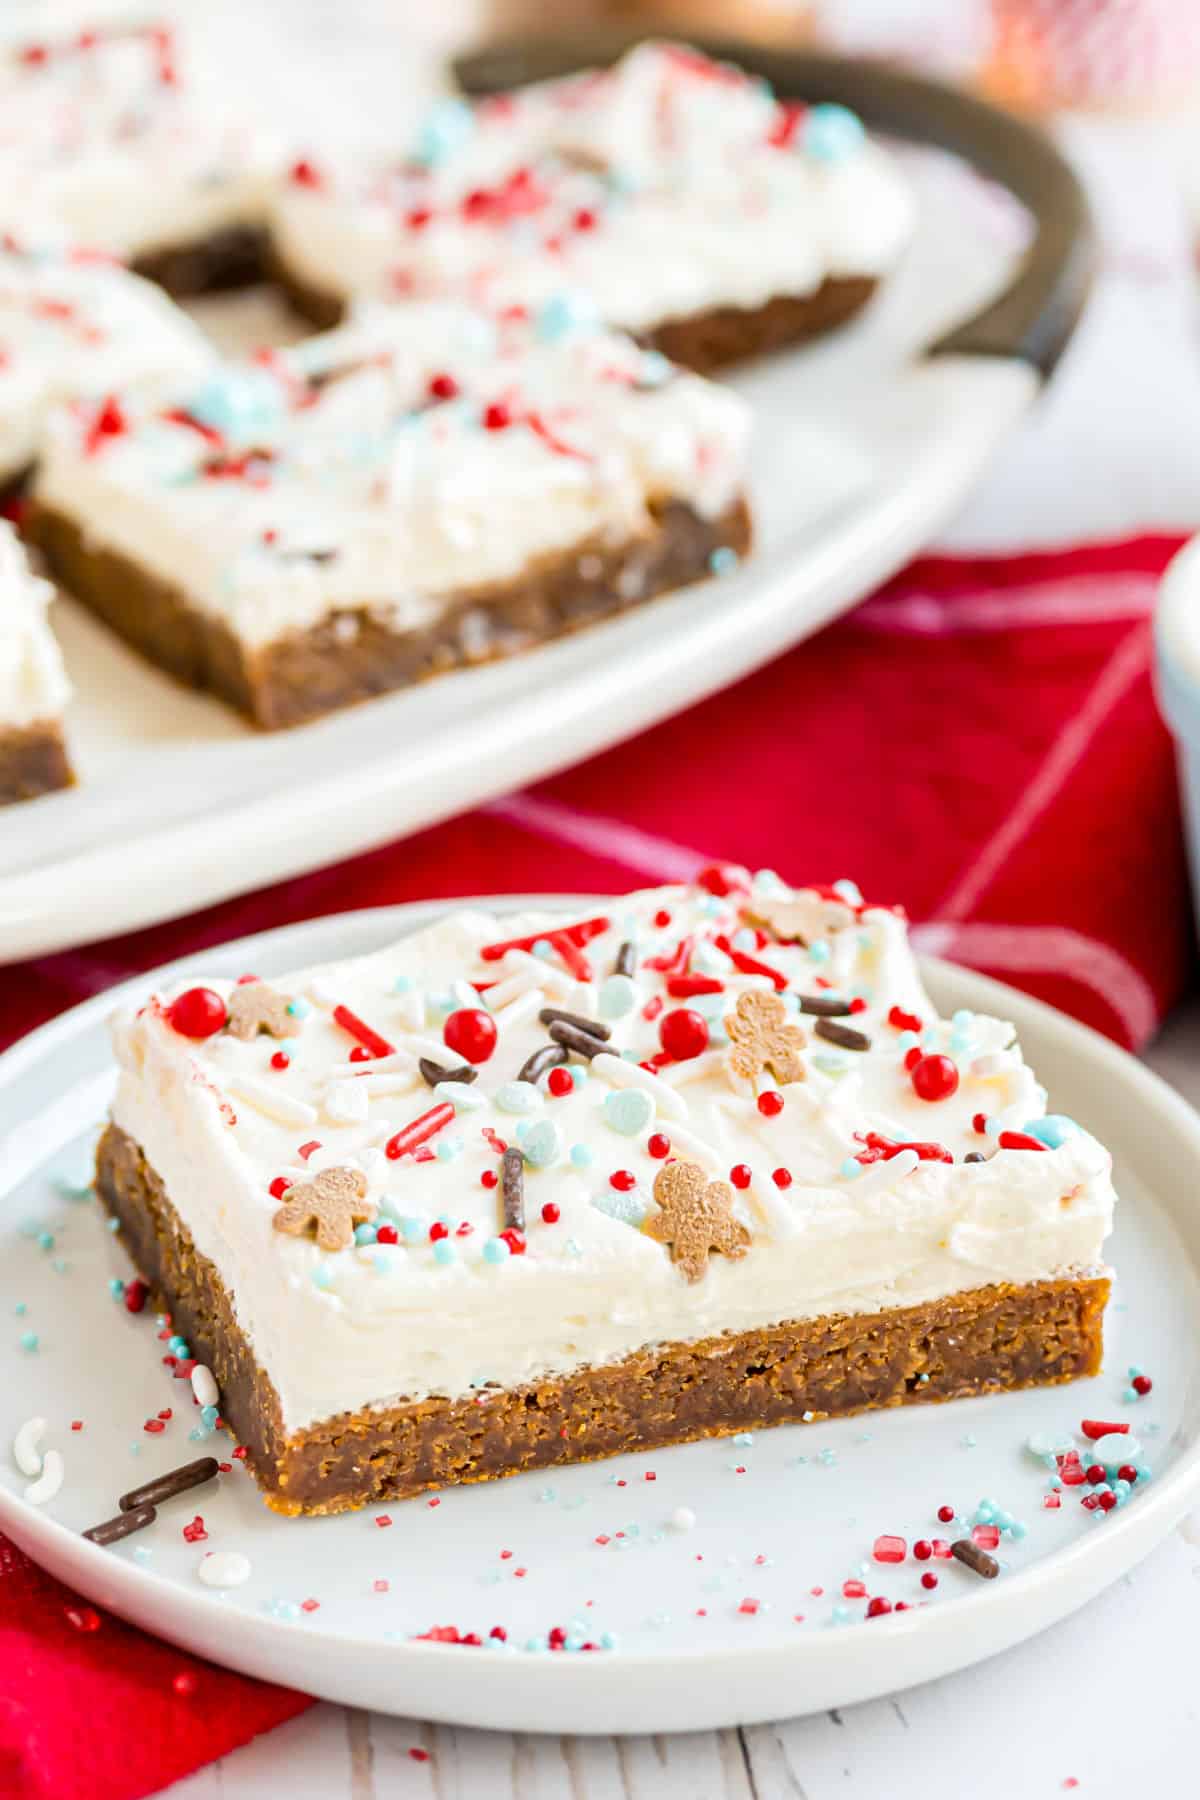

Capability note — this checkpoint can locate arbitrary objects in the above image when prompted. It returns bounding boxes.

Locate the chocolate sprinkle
[538,1007,612,1041]
[84,1503,157,1546]
[419,1056,478,1089]
[951,1538,999,1579]
[501,1145,525,1234]
[964,1151,987,1164]
[814,1018,871,1052]
[614,940,636,978]
[119,1455,219,1513]
[548,1020,611,1060]
[517,1042,569,1086]
[796,994,854,1017]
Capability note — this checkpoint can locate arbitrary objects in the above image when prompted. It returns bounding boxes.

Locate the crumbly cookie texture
[31,302,751,720]
[0,519,73,805]
[103,872,1116,1483]
[269,39,913,354]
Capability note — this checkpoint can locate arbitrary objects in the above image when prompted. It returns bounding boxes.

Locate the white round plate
[1,900,1197,1735]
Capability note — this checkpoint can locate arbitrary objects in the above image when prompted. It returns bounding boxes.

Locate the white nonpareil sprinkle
[24,1449,64,1506]
[13,1416,46,1478]
[197,1550,252,1589]
[191,1364,219,1409]
[669,1506,697,1532]
[590,1052,688,1121]
[228,1074,318,1128]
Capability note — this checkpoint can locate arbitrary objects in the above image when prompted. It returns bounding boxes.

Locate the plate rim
[2,895,1198,1716]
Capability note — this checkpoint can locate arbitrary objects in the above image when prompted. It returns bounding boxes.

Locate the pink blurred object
[987,0,1200,111]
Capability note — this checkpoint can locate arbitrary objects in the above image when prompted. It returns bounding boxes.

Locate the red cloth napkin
[0,533,1193,1799]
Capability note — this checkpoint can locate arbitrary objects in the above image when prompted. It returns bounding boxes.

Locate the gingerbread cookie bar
[30,303,751,728]
[0,17,277,293]
[269,40,913,371]
[0,241,214,492]
[96,873,1114,1516]
[0,520,73,805]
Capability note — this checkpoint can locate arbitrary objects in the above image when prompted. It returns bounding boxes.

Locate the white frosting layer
[34,303,750,648]
[0,20,278,258]
[270,41,913,329]
[0,520,70,728]
[109,879,1116,1434]
[0,245,213,481]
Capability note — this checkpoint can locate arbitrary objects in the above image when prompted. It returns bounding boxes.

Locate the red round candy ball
[168,986,227,1038]
[443,1007,497,1065]
[541,1202,561,1224]
[647,1133,672,1159]
[730,1164,752,1190]
[757,1090,784,1118]
[910,1053,959,1102]
[658,1007,709,1061]
[547,1066,573,1097]
[695,862,752,898]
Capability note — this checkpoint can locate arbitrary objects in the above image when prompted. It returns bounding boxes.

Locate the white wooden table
[164,6,1200,1792]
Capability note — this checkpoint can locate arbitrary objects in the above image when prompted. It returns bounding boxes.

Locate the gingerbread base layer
[130,224,269,298]
[96,1123,1110,1518]
[29,494,750,731]
[270,250,878,374]
[0,718,73,805]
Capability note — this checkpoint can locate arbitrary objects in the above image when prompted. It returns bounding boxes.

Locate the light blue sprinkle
[522,1118,563,1168]
[410,95,474,166]
[495,1081,542,1115]
[638,350,672,386]
[535,289,599,343]
[961,1433,978,1448]
[311,1266,333,1290]
[598,974,639,1019]
[734,1432,754,1447]
[52,1259,69,1275]
[565,1237,583,1257]
[371,1247,397,1274]
[106,1217,121,1234]
[287,996,312,1019]
[169,1337,190,1358]
[433,1240,455,1266]
[984,1117,1002,1139]
[840,1158,863,1179]
[808,940,831,966]
[817,1448,837,1467]
[730,927,757,952]
[570,1143,594,1168]
[569,1065,588,1090]
[427,989,456,1017]
[37,1232,54,1252]
[697,895,723,918]
[831,1604,851,1625]
[531,939,554,960]
[482,1237,510,1264]
[1135,1462,1152,1482]
[201,1405,218,1426]
[604,1088,654,1136]
[20,1332,38,1352]
[1122,1387,1138,1403]
[109,1277,126,1299]
[803,101,865,162]
[974,1502,995,1524]
[393,975,412,994]
[592,1187,647,1227]
[1127,1364,1142,1379]
[400,1216,426,1244]
[184,366,284,438]
[813,1053,849,1077]
[897,1029,920,1052]
[354,1222,378,1245]
[832,878,863,905]
[435,1136,465,1163]
[536,1486,556,1504]
[709,545,739,576]
[132,1545,152,1564]
[1023,1115,1080,1149]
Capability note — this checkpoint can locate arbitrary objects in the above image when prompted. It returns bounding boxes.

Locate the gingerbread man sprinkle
[725,989,806,1086]
[747,891,854,947]
[273,1166,375,1253]
[225,981,295,1042]
[645,1161,751,1283]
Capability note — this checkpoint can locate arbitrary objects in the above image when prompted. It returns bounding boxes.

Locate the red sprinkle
[1118,1464,1139,1483]
[1132,1374,1152,1395]
[998,1130,1048,1152]
[887,1005,922,1033]
[333,1004,394,1060]
[1098,1491,1118,1512]
[123,1278,149,1314]
[269,1050,290,1071]
[547,1067,573,1098]
[376,1515,392,1529]
[443,1007,497,1066]
[695,862,751,897]
[658,1007,709,1062]
[541,1202,561,1224]
[386,1103,455,1161]
[427,371,459,401]
[866,1597,892,1618]
[910,1054,959,1103]
[1081,1419,1128,1440]
[182,1516,207,1543]
[921,1572,938,1591]
[479,916,609,962]
[375,1223,398,1244]
[297,1140,321,1161]
[666,975,724,998]
[168,986,227,1039]
[971,1524,1000,1549]
[936,1505,955,1523]
[873,1535,906,1564]
[610,1170,637,1192]
[913,1540,932,1560]
[499,1228,526,1256]
[268,1176,289,1200]
[289,157,322,187]
[647,1133,671,1159]
[729,1164,752,1190]
[757,1090,784,1118]
[480,1170,498,1189]
[771,1168,792,1189]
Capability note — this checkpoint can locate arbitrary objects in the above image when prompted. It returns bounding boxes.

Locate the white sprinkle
[393,985,425,1032]
[357,1070,422,1100]
[451,978,480,1010]
[658,1050,727,1089]
[669,1506,697,1532]
[397,1032,459,1063]
[228,1075,318,1127]
[197,1550,252,1589]
[191,1365,219,1409]
[483,965,545,1010]
[13,1416,46,1478]
[24,1449,63,1507]
[437,1080,486,1111]
[850,1148,920,1198]
[590,1052,688,1121]
[491,989,544,1033]
[661,1120,724,1170]
[497,950,573,999]
[323,1080,369,1125]
[307,977,340,1008]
